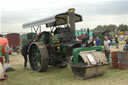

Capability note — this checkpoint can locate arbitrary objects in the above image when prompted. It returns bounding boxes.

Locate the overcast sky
[0,0,128,33]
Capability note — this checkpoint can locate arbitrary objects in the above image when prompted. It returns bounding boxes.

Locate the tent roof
[23,12,82,28]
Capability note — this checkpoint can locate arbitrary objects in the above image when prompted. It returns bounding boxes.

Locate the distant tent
[76,30,93,37]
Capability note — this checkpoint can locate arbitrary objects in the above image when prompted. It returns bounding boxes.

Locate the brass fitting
[68,8,75,13]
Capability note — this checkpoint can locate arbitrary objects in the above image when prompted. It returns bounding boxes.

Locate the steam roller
[71,47,109,79]
[22,8,109,80]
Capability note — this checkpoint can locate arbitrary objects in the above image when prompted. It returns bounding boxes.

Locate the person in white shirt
[120,35,123,41]
[104,36,111,62]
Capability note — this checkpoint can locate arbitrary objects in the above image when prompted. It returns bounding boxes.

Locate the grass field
[1,44,128,85]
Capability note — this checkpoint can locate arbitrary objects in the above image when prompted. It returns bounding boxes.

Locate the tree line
[93,24,128,33]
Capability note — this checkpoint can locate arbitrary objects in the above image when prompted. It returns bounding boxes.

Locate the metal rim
[29,42,49,72]
[30,44,41,71]
[71,55,86,79]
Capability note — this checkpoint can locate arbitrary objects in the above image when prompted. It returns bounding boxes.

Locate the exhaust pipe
[68,8,76,40]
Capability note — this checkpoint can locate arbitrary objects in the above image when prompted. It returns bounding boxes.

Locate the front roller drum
[71,51,109,79]
[29,42,49,72]
[71,64,109,79]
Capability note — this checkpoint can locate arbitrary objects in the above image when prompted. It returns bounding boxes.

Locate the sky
[0,0,128,33]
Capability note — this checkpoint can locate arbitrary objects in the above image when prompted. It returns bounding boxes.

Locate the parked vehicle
[22,8,109,79]
[6,33,20,53]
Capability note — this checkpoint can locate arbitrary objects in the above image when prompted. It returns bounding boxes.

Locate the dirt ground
[0,44,128,85]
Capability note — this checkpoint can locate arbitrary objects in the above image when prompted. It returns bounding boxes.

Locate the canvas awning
[23,12,82,28]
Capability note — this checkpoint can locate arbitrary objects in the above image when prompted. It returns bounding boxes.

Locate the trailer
[6,33,20,53]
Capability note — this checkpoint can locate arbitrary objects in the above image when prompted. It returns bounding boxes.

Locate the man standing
[115,35,119,48]
[21,43,29,69]
[4,43,10,63]
[104,36,111,62]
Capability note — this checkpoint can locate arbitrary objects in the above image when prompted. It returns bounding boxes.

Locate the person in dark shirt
[125,37,128,45]
[124,37,128,52]
[21,43,30,69]
[115,35,119,48]
[108,35,112,42]
[96,37,101,46]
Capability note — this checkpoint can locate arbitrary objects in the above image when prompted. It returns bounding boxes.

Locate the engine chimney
[68,8,76,40]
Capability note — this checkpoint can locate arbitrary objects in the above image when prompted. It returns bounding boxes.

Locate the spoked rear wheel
[29,42,49,72]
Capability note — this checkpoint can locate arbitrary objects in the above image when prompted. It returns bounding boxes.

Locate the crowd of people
[92,34,128,62]
[93,36,111,62]
[0,42,15,81]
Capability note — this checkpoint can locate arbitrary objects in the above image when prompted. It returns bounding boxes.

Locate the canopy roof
[23,12,82,29]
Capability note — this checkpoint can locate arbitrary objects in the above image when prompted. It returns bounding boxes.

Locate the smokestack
[68,8,76,40]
